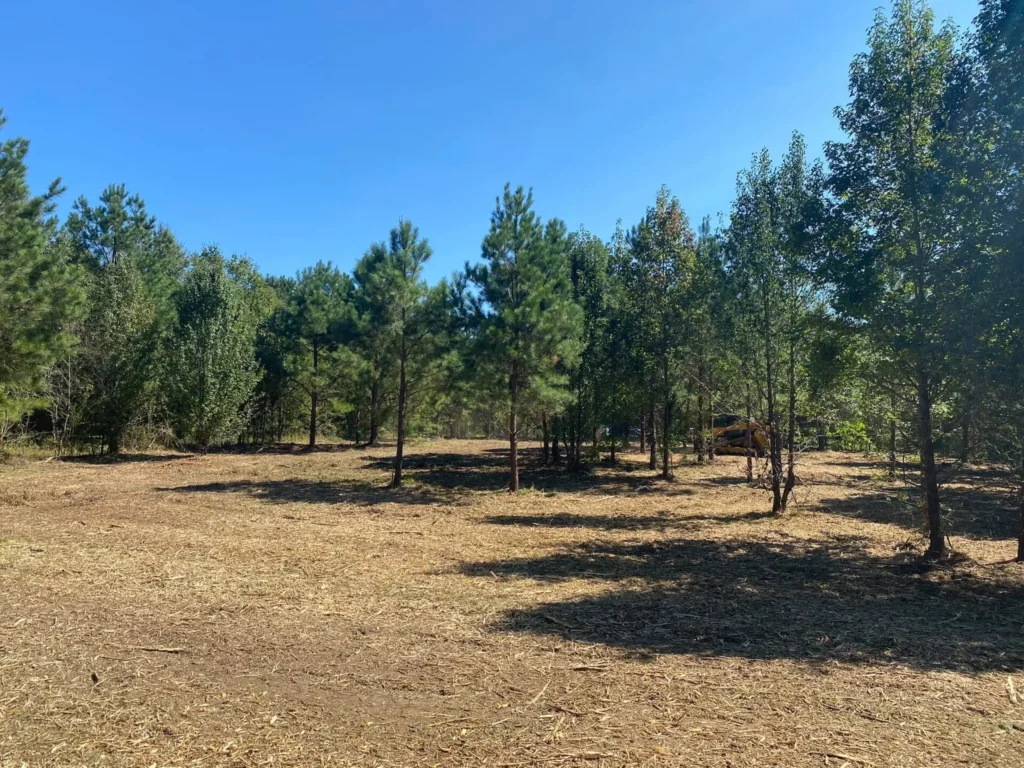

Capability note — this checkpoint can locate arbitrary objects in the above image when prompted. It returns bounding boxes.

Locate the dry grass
[1,440,1023,767]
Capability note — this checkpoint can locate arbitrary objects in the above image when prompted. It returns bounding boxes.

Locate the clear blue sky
[8,0,979,283]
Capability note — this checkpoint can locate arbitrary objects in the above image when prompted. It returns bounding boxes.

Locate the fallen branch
[811,751,876,766]
[540,613,575,630]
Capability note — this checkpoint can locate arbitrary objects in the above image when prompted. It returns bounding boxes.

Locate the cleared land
[1,440,1023,767]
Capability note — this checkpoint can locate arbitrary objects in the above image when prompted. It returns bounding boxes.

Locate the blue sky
[8,0,979,283]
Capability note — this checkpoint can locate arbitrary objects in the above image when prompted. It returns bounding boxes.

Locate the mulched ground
[1,440,1022,767]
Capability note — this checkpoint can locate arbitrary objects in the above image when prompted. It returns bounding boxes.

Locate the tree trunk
[308,342,319,448]
[508,366,519,493]
[696,383,706,464]
[609,434,617,465]
[917,368,944,558]
[745,384,753,485]
[661,397,672,480]
[390,338,408,489]
[552,416,563,466]
[639,412,646,454]
[707,365,716,465]
[542,413,550,466]
[648,396,657,471]
[661,356,672,479]
[960,402,972,463]
[762,288,783,514]
[368,374,380,446]
[888,392,898,479]
[781,335,798,510]
[817,416,827,451]
[906,99,943,558]
[1016,454,1024,562]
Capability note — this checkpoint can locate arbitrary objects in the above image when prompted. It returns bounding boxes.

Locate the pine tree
[0,110,84,447]
[691,217,728,464]
[469,184,582,492]
[352,245,397,446]
[285,262,356,447]
[81,255,157,454]
[974,0,1024,559]
[730,150,788,510]
[565,228,611,470]
[65,185,185,448]
[776,134,822,508]
[166,248,262,449]
[624,186,696,479]
[824,0,960,556]
[354,220,449,487]
[65,184,185,323]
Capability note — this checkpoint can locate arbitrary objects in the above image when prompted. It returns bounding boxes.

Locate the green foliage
[622,186,697,477]
[80,255,157,453]
[65,184,185,326]
[563,227,611,468]
[284,261,357,446]
[352,219,452,483]
[469,186,582,404]
[823,0,964,554]
[0,111,84,432]
[833,419,875,453]
[166,248,262,449]
[468,184,582,489]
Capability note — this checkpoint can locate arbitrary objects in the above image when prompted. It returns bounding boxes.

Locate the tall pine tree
[0,110,83,445]
[469,185,582,492]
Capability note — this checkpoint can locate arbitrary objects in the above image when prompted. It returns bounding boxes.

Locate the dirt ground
[2,440,1023,767]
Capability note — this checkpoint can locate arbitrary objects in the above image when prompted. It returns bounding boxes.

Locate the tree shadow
[218,442,361,455]
[60,453,194,464]
[699,475,751,486]
[817,484,1018,542]
[458,536,1024,671]
[460,536,1019,671]
[157,478,453,507]
[822,456,1012,483]
[361,448,696,495]
[483,510,773,532]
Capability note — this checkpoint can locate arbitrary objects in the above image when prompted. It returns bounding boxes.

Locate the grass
[1,439,1022,766]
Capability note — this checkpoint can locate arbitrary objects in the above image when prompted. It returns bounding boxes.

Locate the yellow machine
[712,414,769,457]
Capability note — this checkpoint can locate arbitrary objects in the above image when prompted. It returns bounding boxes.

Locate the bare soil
[1,440,1023,767]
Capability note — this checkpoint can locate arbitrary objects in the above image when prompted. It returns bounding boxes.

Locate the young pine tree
[469,184,582,492]
[81,255,157,454]
[625,186,696,479]
[285,262,356,447]
[355,220,449,487]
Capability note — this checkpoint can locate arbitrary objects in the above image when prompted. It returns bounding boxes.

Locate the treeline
[1,0,1021,557]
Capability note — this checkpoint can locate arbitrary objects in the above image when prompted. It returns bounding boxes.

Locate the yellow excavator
[712,414,769,457]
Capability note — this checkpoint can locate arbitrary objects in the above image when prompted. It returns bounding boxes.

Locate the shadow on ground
[212,441,368,455]
[815,461,1019,542]
[361,447,695,495]
[459,535,1024,671]
[483,510,773,532]
[158,478,453,507]
[60,453,195,465]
